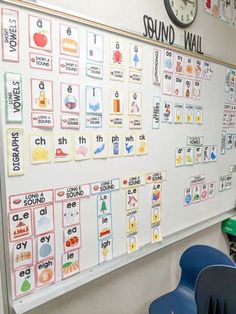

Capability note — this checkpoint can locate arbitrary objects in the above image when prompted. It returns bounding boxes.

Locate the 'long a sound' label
[7,128,24,176]
[4,72,23,123]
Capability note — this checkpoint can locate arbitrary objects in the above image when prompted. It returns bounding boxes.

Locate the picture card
[194,146,202,164]
[99,237,113,264]
[185,147,194,166]
[193,80,202,99]
[152,183,162,206]
[31,78,53,111]
[203,0,219,16]
[61,83,79,114]
[203,145,210,163]
[9,209,33,242]
[64,225,81,252]
[36,258,55,287]
[162,72,173,95]
[97,214,112,240]
[175,147,185,167]
[194,105,203,124]
[184,79,193,98]
[13,238,33,270]
[174,53,184,75]
[126,209,138,233]
[123,133,135,156]
[151,204,161,224]
[87,31,104,63]
[174,103,183,124]
[34,204,54,236]
[184,57,194,77]
[110,38,124,66]
[1,8,19,62]
[14,265,35,297]
[210,145,217,162]
[60,24,79,57]
[28,15,52,51]
[63,200,80,227]
[136,132,148,155]
[184,187,192,206]
[163,49,174,72]
[86,86,103,114]
[30,134,51,164]
[62,249,80,279]
[126,188,138,210]
[74,133,91,160]
[128,91,142,115]
[108,133,122,157]
[4,72,23,123]
[173,76,184,97]
[200,183,208,201]
[7,128,24,177]
[37,232,55,262]
[151,222,162,243]
[161,100,172,123]
[129,43,143,70]
[97,193,111,216]
[127,231,139,254]
[54,134,72,162]
[92,132,107,159]
[184,104,194,124]
[194,59,202,78]
[110,89,123,114]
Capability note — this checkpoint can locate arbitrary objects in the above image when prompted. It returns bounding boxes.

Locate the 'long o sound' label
[7,128,24,177]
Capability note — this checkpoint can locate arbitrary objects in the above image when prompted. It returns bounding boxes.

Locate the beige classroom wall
[25,223,229,314]
[0,1,235,314]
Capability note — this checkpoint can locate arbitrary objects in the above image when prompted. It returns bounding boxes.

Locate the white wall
[26,223,229,314]
[0,1,235,313]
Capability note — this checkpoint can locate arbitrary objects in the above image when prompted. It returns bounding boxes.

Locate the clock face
[164,0,198,28]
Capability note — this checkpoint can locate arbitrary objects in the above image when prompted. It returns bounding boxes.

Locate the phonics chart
[0,1,235,306]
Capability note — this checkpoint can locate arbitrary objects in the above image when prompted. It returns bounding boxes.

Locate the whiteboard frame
[0,1,235,313]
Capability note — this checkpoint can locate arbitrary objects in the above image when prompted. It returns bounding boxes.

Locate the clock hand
[185,0,195,4]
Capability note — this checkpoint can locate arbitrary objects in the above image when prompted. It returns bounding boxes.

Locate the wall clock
[164,0,198,28]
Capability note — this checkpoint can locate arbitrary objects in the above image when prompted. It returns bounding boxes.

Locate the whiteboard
[0,1,235,312]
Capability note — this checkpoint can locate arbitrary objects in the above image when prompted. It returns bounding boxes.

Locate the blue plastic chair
[149,245,235,314]
[195,265,236,314]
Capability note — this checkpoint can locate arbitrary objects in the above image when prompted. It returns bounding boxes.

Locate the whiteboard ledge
[13,208,235,314]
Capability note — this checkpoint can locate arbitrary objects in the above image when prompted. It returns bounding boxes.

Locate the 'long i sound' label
[7,128,24,177]
[4,72,23,123]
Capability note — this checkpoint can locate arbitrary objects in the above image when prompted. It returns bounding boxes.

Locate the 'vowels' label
[4,72,23,123]
[7,128,24,177]
[2,8,19,62]
[29,52,52,71]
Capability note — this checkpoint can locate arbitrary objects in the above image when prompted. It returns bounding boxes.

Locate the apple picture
[33,31,47,48]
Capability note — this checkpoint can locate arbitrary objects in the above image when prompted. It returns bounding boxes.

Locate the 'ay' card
[14,238,33,270]
[34,204,54,236]
[74,133,91,160]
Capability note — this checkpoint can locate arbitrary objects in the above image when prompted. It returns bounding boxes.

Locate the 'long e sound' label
[7,128,24,176]
[4,72,23,123]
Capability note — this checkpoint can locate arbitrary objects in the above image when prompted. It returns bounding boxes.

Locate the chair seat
[149,287,197,314]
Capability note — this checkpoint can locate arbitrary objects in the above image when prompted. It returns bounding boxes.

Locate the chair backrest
[195,265,236,314]
[179,245,234,290]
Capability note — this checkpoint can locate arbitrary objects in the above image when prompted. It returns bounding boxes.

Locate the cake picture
[62,38,78,54]
[14,221,29,239]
